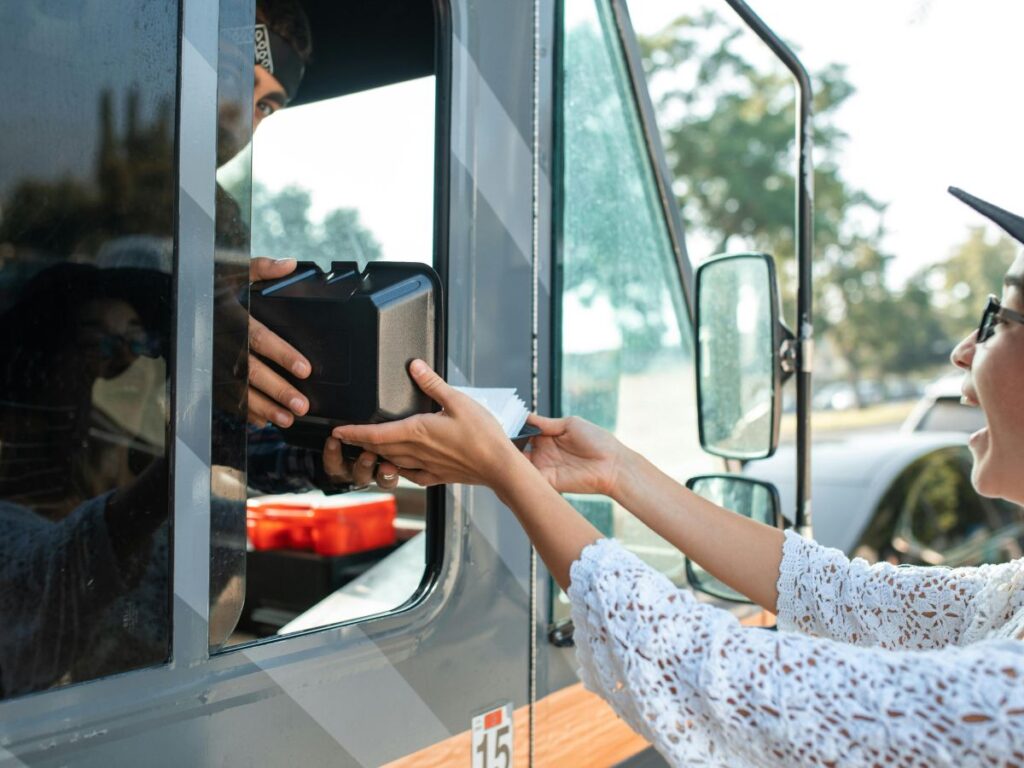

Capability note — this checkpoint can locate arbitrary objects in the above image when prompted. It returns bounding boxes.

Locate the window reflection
[0,1,177,697]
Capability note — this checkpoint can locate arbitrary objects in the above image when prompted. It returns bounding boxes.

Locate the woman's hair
[256,0,313,64]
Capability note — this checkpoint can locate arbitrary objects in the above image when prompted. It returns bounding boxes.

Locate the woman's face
[951,252,1024,504]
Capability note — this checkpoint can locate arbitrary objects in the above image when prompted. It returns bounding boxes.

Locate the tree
[638,11,950,393]
[926,227,1016,342]
[250,182,382,269]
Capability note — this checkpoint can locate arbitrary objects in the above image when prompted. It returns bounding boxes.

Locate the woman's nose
[950,330,977,370]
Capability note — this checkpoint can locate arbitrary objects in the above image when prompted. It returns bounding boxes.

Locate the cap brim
[948,186,1024,247]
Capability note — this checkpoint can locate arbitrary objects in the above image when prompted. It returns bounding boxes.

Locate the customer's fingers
[407,359,461,411]
[334,419,421,449]
[322,438,353,482]
[376,453,426,471]
[399,468,442,487]
[376,462,400,490]
[526,413,568,435]
[351,451,378,487]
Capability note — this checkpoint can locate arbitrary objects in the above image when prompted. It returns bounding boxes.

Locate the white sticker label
[471,703,513,768]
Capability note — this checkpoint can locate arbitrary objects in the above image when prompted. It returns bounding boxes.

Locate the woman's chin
[968,428,996,496]
[968,428,1020,501]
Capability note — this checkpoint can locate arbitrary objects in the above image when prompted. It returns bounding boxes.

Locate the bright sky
[628,0,1024,285]
[247,78,436,266]
[243,2,1024,288]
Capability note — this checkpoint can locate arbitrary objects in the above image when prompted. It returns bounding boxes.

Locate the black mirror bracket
[778,323,798,382]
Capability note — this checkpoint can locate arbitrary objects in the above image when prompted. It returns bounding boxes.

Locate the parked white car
[901,373,986,434]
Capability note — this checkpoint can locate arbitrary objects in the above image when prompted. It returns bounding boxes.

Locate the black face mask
[254,23,305,103]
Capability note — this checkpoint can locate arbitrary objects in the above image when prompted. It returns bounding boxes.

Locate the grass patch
[780,401,916,438]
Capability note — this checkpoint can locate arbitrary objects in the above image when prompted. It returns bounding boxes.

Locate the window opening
[212,0,441,646]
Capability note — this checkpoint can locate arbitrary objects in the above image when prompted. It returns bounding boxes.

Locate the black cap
[948,186,1024,247]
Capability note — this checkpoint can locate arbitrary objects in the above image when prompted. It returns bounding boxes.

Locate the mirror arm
[724,0,814,539]
[778,322,797,384]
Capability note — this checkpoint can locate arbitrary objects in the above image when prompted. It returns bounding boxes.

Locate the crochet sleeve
[568,538,1024,768]
[776,530,1024,648]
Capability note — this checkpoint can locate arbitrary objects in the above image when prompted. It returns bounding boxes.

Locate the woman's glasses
[977,294,1024,343]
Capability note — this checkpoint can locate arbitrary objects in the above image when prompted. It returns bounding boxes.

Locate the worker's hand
[321,437,400,491]
[523,414,625,498]
[333,360,519,489]
[247,257,312,428]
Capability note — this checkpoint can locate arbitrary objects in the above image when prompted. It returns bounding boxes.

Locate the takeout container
[249,261,443,451]
[246,493,397,557]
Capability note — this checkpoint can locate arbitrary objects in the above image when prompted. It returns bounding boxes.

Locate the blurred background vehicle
[901,372,987,434]
[745,432,1024,567]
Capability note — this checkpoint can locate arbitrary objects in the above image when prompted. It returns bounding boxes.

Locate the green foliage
[560,18,683,373]
[250,181,382,269]
[638,10,955,381]
[925,227,1016,342]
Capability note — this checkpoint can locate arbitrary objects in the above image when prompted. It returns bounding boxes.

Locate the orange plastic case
[247,494,397,557]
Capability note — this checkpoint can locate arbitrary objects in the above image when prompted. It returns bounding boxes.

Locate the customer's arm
[526,414,1023,649]
[333,362,1024,766]
[567,535,1024,767]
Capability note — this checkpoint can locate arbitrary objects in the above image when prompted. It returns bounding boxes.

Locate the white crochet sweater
[568,532,1024,767]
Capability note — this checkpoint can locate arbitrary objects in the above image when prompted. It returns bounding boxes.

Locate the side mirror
[684,474,782,603]
[695,253,791,460]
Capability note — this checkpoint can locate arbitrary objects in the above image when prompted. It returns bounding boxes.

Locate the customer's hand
[322,437,400,491]
[247,257,312,428]
[524,414,626,498]
[332,360,520,489]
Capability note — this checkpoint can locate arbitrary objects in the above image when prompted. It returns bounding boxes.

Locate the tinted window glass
[856,447,1024,567]
[904,450,987,554]
[0,1,177,696]
[556,0,718,628]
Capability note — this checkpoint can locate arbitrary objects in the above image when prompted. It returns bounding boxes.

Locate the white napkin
[453,387,529,438]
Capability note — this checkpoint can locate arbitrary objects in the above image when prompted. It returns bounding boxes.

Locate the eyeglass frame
[977,294,1024,343]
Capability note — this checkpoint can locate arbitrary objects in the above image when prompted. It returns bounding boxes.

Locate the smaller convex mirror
[685,475,782,603]
[695,253,784,460]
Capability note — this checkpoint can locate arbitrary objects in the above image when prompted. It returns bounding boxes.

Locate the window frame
[216,0,454,652]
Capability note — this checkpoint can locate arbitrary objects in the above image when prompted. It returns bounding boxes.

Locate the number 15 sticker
[471,703,513,768]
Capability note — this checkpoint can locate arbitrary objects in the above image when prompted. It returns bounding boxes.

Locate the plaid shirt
[246,422,343,495]
[212,408,339,495]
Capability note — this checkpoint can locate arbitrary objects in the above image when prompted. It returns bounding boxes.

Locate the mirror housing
[694,253,791,460]
[684,474,783,603]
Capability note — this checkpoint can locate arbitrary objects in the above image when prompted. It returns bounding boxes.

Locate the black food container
[250,261,443,450]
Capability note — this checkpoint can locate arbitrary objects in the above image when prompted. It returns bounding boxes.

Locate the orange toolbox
[247,493,397,557]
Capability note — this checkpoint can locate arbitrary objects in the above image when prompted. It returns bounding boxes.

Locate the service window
[211,0,442,646]
[0,1,178,697]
